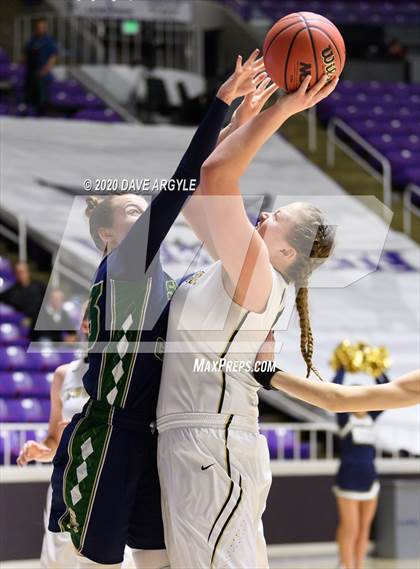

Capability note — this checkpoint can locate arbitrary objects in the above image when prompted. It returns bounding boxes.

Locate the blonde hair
[285,205,335,380]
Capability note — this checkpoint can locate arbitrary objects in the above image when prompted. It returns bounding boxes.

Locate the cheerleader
[332,369,389,569]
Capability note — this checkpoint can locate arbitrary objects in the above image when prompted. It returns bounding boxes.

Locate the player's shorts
[49,398,165,565]
[157,413,272,569]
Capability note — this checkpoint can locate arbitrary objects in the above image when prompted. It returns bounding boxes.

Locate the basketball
[263,12,346,92]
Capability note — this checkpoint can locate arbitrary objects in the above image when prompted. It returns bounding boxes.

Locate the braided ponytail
[285,206,335,380]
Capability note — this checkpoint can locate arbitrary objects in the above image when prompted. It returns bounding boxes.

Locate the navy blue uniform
[49,96,229,563]
[334,369,389,494]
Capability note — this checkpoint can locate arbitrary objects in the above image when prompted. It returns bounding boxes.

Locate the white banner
[72,0,193,22]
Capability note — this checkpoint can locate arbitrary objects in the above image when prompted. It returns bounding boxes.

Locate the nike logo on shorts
[201,463,214,471]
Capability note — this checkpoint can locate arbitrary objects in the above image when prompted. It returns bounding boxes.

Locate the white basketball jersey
[157,261,288,420]
[61,359,89,422]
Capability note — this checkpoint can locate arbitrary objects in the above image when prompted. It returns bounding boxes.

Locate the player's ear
[279,246,296,261]
[97,227,111,248]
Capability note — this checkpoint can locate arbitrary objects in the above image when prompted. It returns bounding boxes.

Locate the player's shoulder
[50,364,69,391]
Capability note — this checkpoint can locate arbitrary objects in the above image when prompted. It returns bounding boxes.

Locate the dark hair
[85,196,119,250]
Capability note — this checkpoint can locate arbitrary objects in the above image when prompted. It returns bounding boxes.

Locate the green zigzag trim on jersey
[96,277,152,408]
[59,407,113,552]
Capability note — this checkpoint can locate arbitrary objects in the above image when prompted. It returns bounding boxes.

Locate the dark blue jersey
[25,33,57,77]
[83,97,228,422]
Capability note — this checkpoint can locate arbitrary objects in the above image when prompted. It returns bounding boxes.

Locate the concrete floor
[270,556,420,569]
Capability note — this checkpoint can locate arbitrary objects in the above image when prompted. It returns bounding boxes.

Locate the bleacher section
[219,0,420,25]
[318,80,420,193]
[0,47,123,122]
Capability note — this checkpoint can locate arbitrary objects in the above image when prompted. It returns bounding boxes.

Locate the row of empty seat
[219,0,420,24]
[317,80,420,194]
[0,49,123,122]
[0,254,76,433]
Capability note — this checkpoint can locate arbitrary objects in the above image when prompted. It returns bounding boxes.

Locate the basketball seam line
[264,19,303,58]
[299,12,319,84]
[308,25,344,70]
[284,27,306,92]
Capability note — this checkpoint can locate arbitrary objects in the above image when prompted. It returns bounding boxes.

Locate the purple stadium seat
[0,303,25,325]
[0,273,15,292]
[0,372,52,398]
[260,428,310,460]
[0,374,16,397]
[0,346,76,371]
[31,350,76,371]
[384,149,419,186]
[0,322,24,338]
[0,398,50,422]
[0,323,28,347]
[261,429,278,459]
[0,430,20,465]
[52,91,104,109]
[226,0,420,25]
[0,347,31,371]
[0,257,13,278]
[73,108,123,122]
[366,133,420,154]
[50,79,87,96]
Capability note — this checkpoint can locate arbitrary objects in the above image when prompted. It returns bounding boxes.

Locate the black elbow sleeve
[253,367,282,390]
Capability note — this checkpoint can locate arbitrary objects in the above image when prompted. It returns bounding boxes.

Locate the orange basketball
[263,12,346,93]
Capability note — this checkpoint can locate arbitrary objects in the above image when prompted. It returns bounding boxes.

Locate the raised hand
[232,76,279,129]
[217,49,266,106]
[279,74,339,117]
[17,440,52,466]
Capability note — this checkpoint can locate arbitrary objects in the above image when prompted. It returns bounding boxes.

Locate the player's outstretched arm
[254,332,420,412]
[183,75,277,261]
[270,369,420,412]
[114,52,263,272]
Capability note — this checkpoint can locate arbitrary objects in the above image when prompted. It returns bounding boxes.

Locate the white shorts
[157,413,272,569]
[41,486,77,569]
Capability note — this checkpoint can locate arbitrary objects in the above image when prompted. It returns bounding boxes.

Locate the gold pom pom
[330,341,391,377]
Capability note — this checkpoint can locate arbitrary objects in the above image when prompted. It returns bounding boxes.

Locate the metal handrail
[403,183,420,236]
[0,212,27,262]
[307,105,317,152]
[1,421,417,466]
[0,210,91,290]
[0,423,48,467]
[326,117,392,209]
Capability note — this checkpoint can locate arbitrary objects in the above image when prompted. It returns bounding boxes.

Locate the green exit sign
[121,20,139,35]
